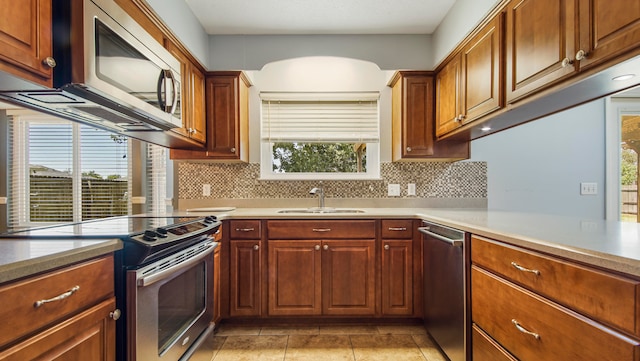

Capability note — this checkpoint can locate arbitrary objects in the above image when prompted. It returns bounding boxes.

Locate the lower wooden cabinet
[0,298,116,361]
[267,239,376,316]
[213,244,222,324]
[381,239,413,316]
[472,323,517,361]
[0,255,117,361]
[229,240,262,317]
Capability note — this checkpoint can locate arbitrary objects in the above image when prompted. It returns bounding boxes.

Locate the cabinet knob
[230,147,236,153]
[42,56,57,68]
[575,49,589,61]
[384,244,390,250]
[253,244,259,251]
[110,309,121,321]
[406,147,412,152]
[323,244,329,251]
[561,57,574,68]
[315,245,321,251]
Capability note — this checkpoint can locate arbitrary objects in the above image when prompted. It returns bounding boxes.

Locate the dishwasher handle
[419,226,463,247]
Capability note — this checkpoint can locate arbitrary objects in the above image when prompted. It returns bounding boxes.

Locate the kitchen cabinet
[576,0,640,71]
[504,0,578,103]
[471,235,640,360]
[229,220,262,317]
[0,0,54,87]
[380,220,417,316]
[213,244,222,324]
[0,255,117,361]
[435,15,503,137]
[267,220,376,316]
[165,41,207,145]
[171,71,251,161]
[389,71,469,161]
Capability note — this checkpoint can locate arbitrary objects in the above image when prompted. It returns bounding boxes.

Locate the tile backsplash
[177,161,487,204]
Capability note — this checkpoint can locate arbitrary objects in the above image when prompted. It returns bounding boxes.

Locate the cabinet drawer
[229,220,261,239]
[471,235,640,336]
[472,266,640,360]
[381,220,413,239]
[0,255,114,349]
[267,220,376,239]
[472,324,517,361]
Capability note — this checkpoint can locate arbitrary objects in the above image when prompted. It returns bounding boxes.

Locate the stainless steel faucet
[309,186,325,208]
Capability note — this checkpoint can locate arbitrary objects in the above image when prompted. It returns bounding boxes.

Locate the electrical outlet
[580,182,597,195]
[407,183,416,196]
[388,184,401,197]
[202,184,211,196]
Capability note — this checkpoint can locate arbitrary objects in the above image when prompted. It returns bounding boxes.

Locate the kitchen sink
[277,208,365,214]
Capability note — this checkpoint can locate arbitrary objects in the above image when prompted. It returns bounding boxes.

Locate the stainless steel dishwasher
[419,220,467,361]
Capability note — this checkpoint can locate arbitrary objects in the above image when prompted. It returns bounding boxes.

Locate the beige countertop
[0,238,122,284]
[2,207,639,284]
[179,207,640,277]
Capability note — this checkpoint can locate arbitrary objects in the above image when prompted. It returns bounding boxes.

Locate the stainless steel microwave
[1,0,183,134]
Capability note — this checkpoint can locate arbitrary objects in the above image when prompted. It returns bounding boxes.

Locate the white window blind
[8,114,130,228]
[261,92,380,143]
[146,143,167,216]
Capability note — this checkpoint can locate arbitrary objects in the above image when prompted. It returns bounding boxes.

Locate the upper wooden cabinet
[576,0,640,71]
[505,0,578,103]
[436,15,503,137]
[170,71,251,161]
[165,41,206,145]
[390,71,469,161]
[0,0,54,87]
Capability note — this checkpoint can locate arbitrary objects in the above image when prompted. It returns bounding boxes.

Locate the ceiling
[184,0,457,35]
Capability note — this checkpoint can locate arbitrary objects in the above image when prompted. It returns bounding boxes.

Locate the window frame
[259,92,381,180]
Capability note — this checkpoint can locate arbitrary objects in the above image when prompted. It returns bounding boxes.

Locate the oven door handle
[138,243,215,287]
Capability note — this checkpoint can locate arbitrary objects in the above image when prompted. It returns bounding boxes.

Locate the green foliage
[272,142,365,173]
[82,170,103,179]
[621,149,638,185]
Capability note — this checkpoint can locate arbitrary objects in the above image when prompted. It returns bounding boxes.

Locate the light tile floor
[189,324,448,361]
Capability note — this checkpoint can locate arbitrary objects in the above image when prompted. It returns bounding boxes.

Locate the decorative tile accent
[177,161,487,200]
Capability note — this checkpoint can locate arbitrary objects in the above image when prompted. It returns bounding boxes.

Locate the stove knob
[156,227,168,238]
[143,230,158,242]
[204,216,217,223]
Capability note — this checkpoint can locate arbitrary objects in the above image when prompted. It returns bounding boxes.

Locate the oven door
[127,241,216,361]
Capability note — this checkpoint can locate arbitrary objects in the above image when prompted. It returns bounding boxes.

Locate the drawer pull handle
[236,228,255,232]
[388,227,407,231]
[512,319,540,339]
[34,285,80,308]
[511,262,540,275]
[312,228,331,232]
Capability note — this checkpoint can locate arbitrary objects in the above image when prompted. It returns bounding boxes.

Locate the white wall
[431,0,502,66]
[209,35,433,71]
[145,0,210,66]
[470,99,607,219]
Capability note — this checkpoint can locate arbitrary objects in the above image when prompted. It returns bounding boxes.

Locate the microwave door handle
[156,69,170,112]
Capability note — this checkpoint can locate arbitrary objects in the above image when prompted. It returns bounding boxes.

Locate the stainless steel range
[5,215,221,361]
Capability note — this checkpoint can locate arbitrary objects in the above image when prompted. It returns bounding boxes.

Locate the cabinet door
[230,240,262,317]
[435,55,463,137]
[268,240,322,316]
[0,0,53,86]
[322,240,376,315]
[0,298,116,361]
[190,65,207,143]
[461,15,503,122]
[381,239,413,315]
[207,75,241,159]
[213,246,221,324]
[393,74,435,159]
[577,0,640,70]
[505,0,577,103]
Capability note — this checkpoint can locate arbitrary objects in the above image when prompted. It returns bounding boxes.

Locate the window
[606,97,640,222]
[260,92,380,180]
[8,113,130,228]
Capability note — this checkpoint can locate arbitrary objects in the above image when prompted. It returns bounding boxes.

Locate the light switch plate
[202,184,211,196]
[407,183,416,196]
[580,182,597,195]
[388,184,400,197]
